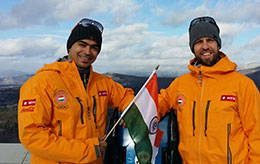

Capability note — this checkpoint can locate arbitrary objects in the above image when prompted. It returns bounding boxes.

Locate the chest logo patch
[221,95,236,102]
[177,94,185,106]
[98,91,107,97]
[54,90,68,106]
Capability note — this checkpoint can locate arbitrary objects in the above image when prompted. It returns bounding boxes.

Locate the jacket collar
[36,57,94,94]
[188,51,237,78]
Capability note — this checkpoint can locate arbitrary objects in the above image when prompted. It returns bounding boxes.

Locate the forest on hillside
[0,75,175,143]
[0,70,259,143]
[0,104,19,143]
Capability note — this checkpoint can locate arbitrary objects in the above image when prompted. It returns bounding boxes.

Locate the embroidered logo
[220,95,236,102]
[98,91,107,97]
[22,99,36,107]
[54,90,68,106]
[177,94,185,106]
[21,107,35,113]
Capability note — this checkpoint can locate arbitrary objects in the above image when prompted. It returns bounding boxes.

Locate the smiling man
[68,39,99,68]
[189,16,222,67]
[158,16,260,164]
[18,18,134,164]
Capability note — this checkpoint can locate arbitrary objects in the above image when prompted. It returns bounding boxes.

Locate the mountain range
[0,72,175,106]
[0,67,259,143]
[0,70,30,79]
[238,66,260,90]
[0,66,259,106]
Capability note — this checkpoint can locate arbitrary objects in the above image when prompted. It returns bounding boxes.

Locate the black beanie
[189,20,221,52]
[67,24,102,53]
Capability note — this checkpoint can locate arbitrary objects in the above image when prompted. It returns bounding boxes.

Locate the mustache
[78,53,92,58]
[199,51,214,56]
[200,50,212,53]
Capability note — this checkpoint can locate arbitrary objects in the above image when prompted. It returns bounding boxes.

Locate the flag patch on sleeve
[22,99,36,106]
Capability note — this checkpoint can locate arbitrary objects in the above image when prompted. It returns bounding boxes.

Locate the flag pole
[104,65,160,141]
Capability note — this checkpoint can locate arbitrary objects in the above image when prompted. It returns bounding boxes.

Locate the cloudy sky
[0,0,260,77]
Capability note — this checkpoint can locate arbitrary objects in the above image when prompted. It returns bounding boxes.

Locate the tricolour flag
[123,71,164,164]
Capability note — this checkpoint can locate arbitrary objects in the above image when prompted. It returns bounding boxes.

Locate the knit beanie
[67,24,102,53]
[189,20,221,52]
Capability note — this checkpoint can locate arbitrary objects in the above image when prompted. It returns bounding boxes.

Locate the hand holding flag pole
[104,65,160,142]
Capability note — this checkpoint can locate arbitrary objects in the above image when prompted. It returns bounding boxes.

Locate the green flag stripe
[123,103,152,164]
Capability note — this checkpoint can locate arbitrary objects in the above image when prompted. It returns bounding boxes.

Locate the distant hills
[0,67,259,143]
[0,72,174,106]
[238,66,260,90]
[238,66,260,75]
[104,73,175,93]
[0,74,33,88]
[0,74,34,106]
[0,70,29,79]
[246,70,260,90]
[0,72,174,143]
[0,66,259,106]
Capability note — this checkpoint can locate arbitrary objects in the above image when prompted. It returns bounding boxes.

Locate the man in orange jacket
[158,16,260,163]
[18,18,134,164]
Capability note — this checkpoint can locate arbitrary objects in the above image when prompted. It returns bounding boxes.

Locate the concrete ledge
[0,143,30,164]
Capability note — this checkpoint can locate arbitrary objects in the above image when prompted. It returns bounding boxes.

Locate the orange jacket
[18,59,134,164]
[158,52,260,164]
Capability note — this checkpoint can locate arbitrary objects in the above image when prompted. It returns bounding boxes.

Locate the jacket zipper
[83,73,87,89]
[192,101,196,136]
[204,100,210,136]
[93,96,97,128]
[76,97,84,124]
[199,71,202,85]
[198,69,203,164]
[227,124,232,164]
[74,64,91,127]
[83,72,91,121]
[58,120,62,136]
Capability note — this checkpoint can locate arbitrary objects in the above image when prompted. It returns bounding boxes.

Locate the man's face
[68,39,99,69]
[193,37,220,66]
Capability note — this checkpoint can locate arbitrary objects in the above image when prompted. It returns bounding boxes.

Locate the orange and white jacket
[18,59,134,164]
[158,52,260,164]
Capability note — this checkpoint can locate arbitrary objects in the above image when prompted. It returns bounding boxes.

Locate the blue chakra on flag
[149,116,158,134]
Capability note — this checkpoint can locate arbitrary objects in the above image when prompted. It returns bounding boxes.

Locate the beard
[196,51,220,66]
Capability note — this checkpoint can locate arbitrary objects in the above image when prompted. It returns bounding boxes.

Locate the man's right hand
[98,135,107,155]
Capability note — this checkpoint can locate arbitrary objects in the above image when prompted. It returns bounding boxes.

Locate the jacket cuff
[82,137,101,163]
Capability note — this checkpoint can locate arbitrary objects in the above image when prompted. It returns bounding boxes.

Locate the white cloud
[0,0,260,76]
[53,0,101,20]
[213,0,260,23]
[0,0,141,30]
[247,35,260,51]
[94,24,192,76]
[102,23,149,55]
[0,37,63,58]
[163,5,210,26]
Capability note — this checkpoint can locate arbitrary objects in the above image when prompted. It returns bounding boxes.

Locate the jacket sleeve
[158,78,178,120]
[238,78,260,163]
[18,76,101,163]
[108,79,135,112]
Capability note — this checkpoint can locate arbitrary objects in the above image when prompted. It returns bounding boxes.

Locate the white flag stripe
[135,88,157,130]
[135,87,158,162]
[152,147,159,163]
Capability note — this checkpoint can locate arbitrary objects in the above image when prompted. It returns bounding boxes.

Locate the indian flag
[123,71,164,164]
[58,96,65,102]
